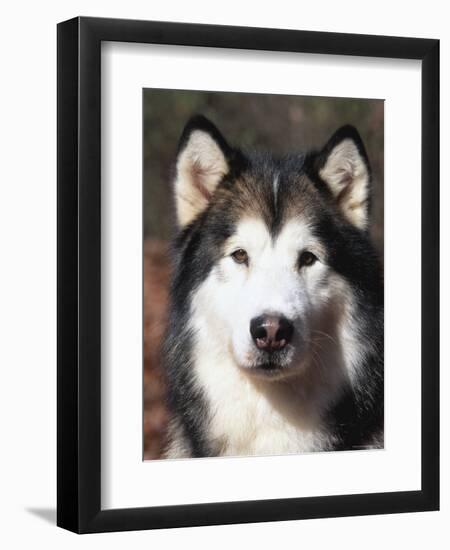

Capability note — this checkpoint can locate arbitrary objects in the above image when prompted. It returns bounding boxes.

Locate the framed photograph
[57,16,439,533]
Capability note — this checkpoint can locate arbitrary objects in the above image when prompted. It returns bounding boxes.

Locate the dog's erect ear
[174,115,233,228]
[312,126,371,230]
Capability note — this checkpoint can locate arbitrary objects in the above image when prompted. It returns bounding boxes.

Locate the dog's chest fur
[193,340,337,456]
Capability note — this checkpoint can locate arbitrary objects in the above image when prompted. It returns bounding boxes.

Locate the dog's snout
[250,314,294,351]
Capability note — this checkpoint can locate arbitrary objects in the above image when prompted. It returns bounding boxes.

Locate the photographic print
[57,18,439,532]
[143,89,384,460]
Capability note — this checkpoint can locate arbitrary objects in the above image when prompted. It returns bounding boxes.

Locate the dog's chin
[238,351,304,381]
[232,341,308,381]
[247,362,292,380]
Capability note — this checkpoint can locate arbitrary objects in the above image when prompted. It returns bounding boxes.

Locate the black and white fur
[163,115,383,458]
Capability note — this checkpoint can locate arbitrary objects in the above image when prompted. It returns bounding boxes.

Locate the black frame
[57,16,439,533]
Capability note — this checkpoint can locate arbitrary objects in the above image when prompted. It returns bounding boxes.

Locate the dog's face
[172,116,373,379]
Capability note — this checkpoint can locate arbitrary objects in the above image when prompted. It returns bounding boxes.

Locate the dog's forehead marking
[226,217,315,258]
[273,172,280,213]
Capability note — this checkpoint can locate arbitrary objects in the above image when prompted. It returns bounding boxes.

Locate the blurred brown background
[143,89,384,460]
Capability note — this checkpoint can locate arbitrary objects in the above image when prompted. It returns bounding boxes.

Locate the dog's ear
[174,115,233,228]
[310,126,372,230]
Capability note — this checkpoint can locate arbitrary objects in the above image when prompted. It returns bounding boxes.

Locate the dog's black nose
[250,314,294,351]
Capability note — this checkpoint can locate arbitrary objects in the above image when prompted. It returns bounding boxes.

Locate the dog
[163,115,383,458]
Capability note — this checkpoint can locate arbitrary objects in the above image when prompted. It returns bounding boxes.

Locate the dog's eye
[298,251,317,268]
[231,249,249,265]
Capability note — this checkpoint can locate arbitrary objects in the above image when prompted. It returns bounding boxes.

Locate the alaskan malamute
[163,115,383,458]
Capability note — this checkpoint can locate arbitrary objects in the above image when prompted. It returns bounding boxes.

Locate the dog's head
[171,115,377,379]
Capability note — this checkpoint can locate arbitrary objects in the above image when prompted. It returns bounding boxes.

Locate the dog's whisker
[311,329,339,346]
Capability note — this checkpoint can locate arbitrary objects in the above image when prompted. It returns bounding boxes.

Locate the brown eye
[299,251,317,268]
[231,249,249,265]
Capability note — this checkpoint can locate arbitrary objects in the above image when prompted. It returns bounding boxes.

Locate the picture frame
[57,16,439,533]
